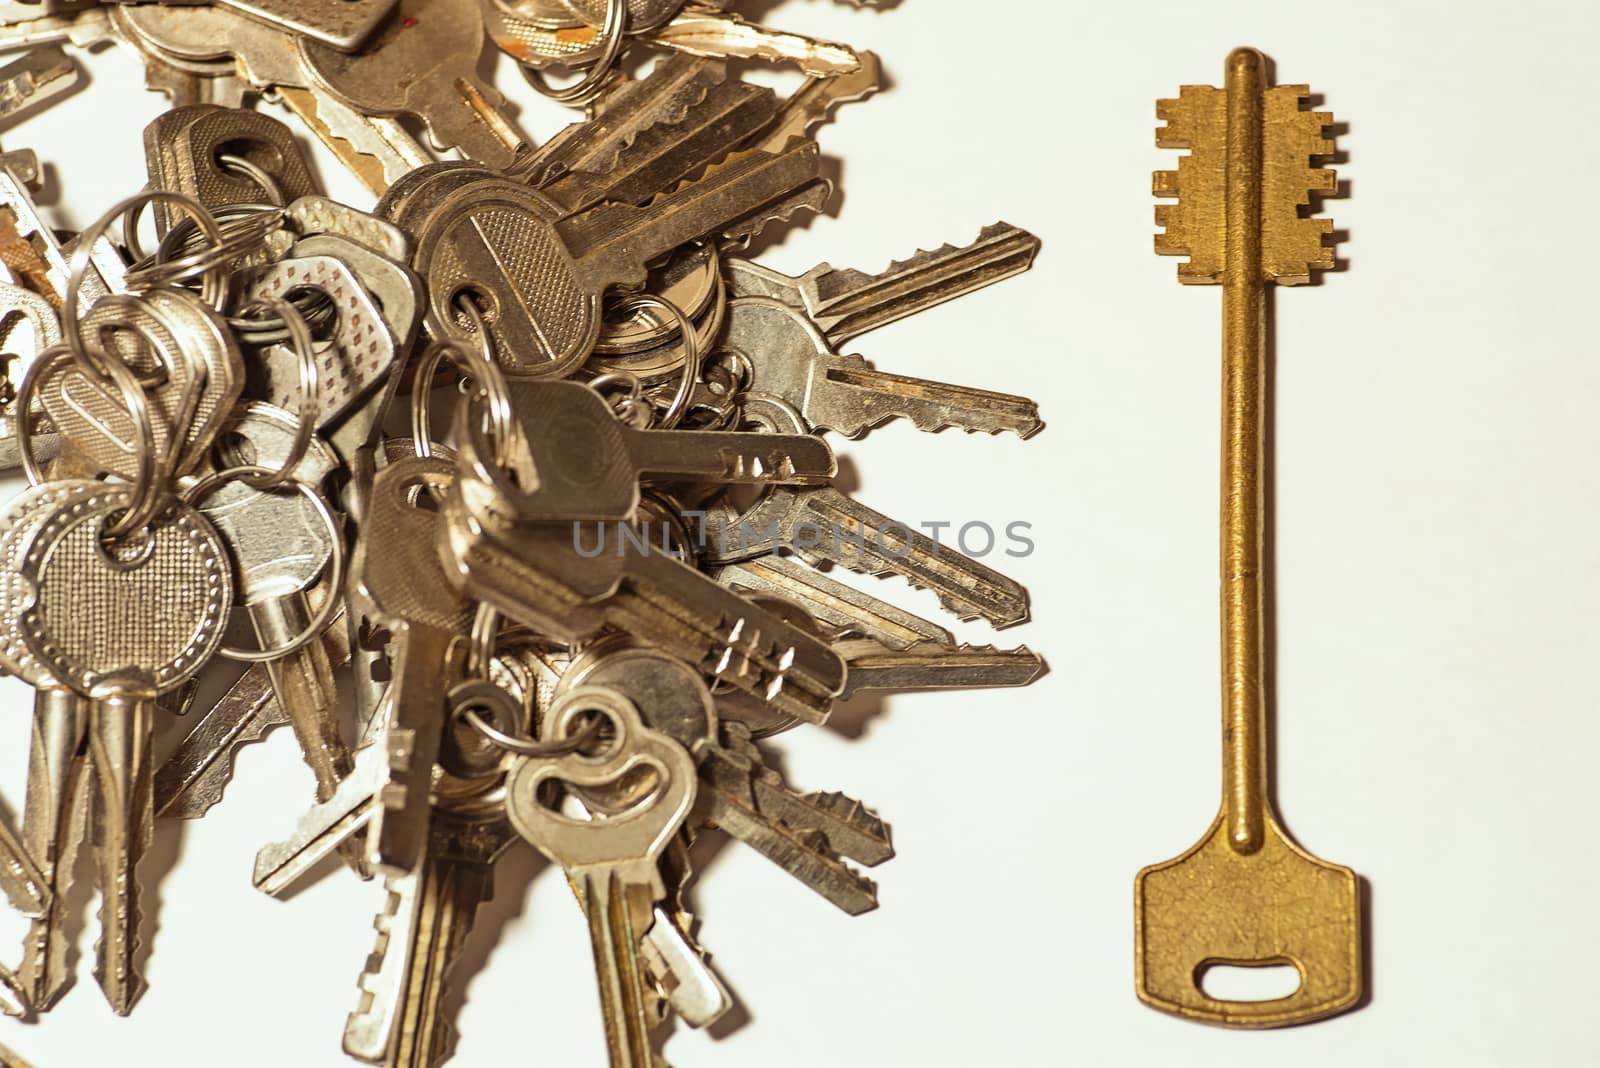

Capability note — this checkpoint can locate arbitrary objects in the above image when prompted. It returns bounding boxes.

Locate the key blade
[715,554,955,650]
[0,819,46,916]
[801,222,1042,345]
[1155,81,1336,285]
[564,140,825,293]
[525,54,730,187]
[836,640,1047,698]
[701,787,879,915]
[811,351,1045,439]
[1136,816,1361,1027]
[153,664,282,819]
[745,50,882,154]
[653,11,861,78]
[253,744,383,897]
[538,59,781,215]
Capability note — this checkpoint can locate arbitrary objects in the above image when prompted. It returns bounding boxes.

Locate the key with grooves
[702,397,1030,628]
[10,487,233,1014]
[413,139,825,378]
[1133,46,1359,1029]
[300,0,529,171]
[506,686,696,1068]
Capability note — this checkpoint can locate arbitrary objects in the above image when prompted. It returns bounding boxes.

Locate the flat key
[526,56,782,217]
[413,139,825,378]
[721,225,1044,438]
[301,0,529,170]
[253,742,384,896]
[835,639,1046,698]
[343,809,517,1066]
[713,554,955,651]
[506,686,696,1068]
[0,481,96,1010]
[484,378,834,523]
[1135,48,1359,1029]
[705,397,1030,627]
[648,8,861,77]
[444,422,847,725]
[741,49,881,154]
[353,457,478,874]
[698,720,889,915]
[198,405,354,804]
[726,221,1042,349]
[9,486,233,1014]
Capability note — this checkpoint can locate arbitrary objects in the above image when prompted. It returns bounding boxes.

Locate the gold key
[1134,47,1362,1028]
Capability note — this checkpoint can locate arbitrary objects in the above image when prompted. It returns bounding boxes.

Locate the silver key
[8,485,233,1013]
[704,396,1031,627]
[0,480,96,1011]
[506,685,696,1068]
[481,378,835,523]
[411,138,824,378]
[713,553,955,651]
[352,456,478,874]
[698,720,891,915]
[835,639,1047,697]
[719,227,1044,438]
[198,404,354,804]
[444,413,847,725]
[153,605,351,821]
[300,0,528,170]
[113,4,432,196]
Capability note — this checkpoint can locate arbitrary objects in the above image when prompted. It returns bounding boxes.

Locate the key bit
[1134,47,1360,1030]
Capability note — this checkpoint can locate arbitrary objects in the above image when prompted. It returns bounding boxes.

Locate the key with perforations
[1134,46,1359,1030]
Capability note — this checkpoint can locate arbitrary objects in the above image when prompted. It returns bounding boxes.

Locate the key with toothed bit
[6,485,233,1015]
[1134,46,1360,1029]
[408,138,826,378]
[703,397,1031,628]
[720,223,1044,438]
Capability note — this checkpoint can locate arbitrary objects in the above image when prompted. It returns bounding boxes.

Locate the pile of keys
[0,1,1046,1065]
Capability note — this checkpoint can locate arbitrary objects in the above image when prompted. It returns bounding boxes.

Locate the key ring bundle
[0,5,1051,1064]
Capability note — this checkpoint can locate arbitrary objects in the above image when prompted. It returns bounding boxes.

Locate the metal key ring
[587,370,649,426]
[182,464,347,664]
[410,337,518,468]
[521,0,627,106]
[613,292,700,430]
[64,194,229,372]
[459,702,605,759]
[216,153,286,207]
[230,297,321,489]
[15,342,162,542]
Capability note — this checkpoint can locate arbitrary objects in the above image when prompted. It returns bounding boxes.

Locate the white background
[2,0,1599,1065]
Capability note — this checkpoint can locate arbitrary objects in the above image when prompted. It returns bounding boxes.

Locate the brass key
[1134,47,1362,1028]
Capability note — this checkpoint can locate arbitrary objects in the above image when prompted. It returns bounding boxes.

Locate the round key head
[413,179,597,379]
[0,480,103,686]
[12,487,233,699]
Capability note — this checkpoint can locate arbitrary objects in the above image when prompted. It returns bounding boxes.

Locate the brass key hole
[1195,960,1303,1003]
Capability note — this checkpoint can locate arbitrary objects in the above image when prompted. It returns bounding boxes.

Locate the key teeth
[815,556,1026,626]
